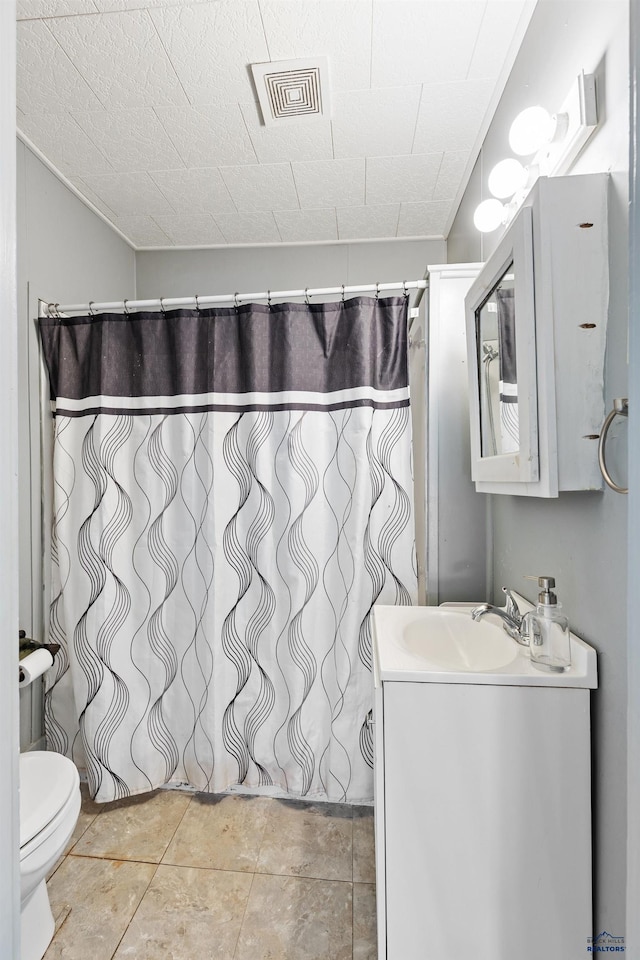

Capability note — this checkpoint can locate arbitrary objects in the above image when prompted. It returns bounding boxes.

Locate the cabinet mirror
[465,205,538,485]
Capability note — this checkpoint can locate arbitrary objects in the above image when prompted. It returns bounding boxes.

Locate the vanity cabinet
[372,606,595,960]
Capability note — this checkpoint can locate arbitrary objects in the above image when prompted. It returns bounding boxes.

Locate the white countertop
[372,599,598,688]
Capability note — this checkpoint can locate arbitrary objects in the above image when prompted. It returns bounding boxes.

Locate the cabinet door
[383,681,591,960]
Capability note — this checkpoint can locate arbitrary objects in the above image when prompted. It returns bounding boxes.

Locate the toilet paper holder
[19,630,60,683]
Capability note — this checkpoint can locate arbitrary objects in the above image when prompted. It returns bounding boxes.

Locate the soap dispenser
[522,576,571,671]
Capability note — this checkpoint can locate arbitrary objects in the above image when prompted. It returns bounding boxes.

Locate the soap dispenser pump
[522,576,571,672]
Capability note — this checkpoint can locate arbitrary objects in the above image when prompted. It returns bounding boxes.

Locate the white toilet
[19,751,81,960]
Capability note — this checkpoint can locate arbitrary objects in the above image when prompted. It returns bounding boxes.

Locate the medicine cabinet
[465,173,609,497]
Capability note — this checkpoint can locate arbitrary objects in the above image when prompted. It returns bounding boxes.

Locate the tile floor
[44,784,377,960]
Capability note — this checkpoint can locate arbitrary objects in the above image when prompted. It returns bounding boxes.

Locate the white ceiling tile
[332,87,422,159]
[69,175,119,219]
[366,154,442,205]
[155,104,257,168]
[260,1,372,92]
[337,204,400,240]
[468,1,529,80]
[220,163,299,213]
[432,150,469,201]
[72,108,184,172]
[240,102,333,164]
[111,215,170,245]
[78,171,176,216]
[150,168,236,216]
[18,110,113,175]
[274,208,338,243]
[397,200,450,237]
[292,158,365,209]
[215,212,281,244]
[372,1,485,87]
[17,0,97,18]
[17,20,104,114]
[94,0,206,10]
[152,215,225,245]
[412,80,494,154]
[149,2,269,105]
[48,9,189,109]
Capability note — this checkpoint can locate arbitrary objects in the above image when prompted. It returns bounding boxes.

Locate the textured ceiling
[16,0,534,249]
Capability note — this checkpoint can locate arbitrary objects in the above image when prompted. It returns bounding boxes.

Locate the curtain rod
[47,280,428,316]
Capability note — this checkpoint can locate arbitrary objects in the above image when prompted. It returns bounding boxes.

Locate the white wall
[448,0,629,938]
[1,2,21,954]
[135,238,444,301]
[16,141,136,645]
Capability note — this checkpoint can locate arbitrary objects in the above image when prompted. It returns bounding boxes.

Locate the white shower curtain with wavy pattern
[39,297,416,803]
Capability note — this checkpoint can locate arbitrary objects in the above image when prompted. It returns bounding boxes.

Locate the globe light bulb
[473,198,505,233]
[487,158,527,200]
[508,106,556,157]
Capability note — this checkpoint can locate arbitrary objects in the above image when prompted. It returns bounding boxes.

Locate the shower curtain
[38,297,417,804]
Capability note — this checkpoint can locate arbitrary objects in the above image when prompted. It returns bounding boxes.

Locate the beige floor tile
[113,864,253,960]
[257,799,353,881]
[162,792,271,872]
[352,806,376,884]
[235,873,352,960]
[353,882,377,960]
[71,789,191,863]
[66,782,101,853]
[43,855,156,960]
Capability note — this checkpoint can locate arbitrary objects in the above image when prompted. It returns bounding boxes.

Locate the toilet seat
[20,751,79,851]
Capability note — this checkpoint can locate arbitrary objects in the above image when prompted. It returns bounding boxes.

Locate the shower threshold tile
[71,788,192,863]
[44,855,156,960]
[162,792,271,872]
[235,873,353,960]
[257,798,353,881]
[113,864,253,959]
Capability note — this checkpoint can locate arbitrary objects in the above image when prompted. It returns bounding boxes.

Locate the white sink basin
[372,600,598,687]
[400,610,517,672]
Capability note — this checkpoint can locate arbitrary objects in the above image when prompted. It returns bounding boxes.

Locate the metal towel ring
[598,397,629,494]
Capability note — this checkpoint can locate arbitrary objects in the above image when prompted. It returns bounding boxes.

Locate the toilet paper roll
[18,648,54,687]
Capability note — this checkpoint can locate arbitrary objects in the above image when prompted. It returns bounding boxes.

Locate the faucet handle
[501,586,521,621]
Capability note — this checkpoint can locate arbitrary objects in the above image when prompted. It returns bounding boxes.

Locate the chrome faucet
[471,587,530,645]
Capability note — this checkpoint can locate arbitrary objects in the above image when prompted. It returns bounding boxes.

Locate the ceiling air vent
[251,58,330,125]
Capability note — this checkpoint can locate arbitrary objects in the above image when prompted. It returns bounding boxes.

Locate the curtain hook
[403,281,408,299]
[267,290,272,308]
[375,283,380,301]
[234,292,240,311]
[194,294,200,312]
[305,288,311,305]
[53,303,61,318]
[123,299,130,315]
[341,284,345,303]
[159,297,165,315]
[88,301,95,316]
